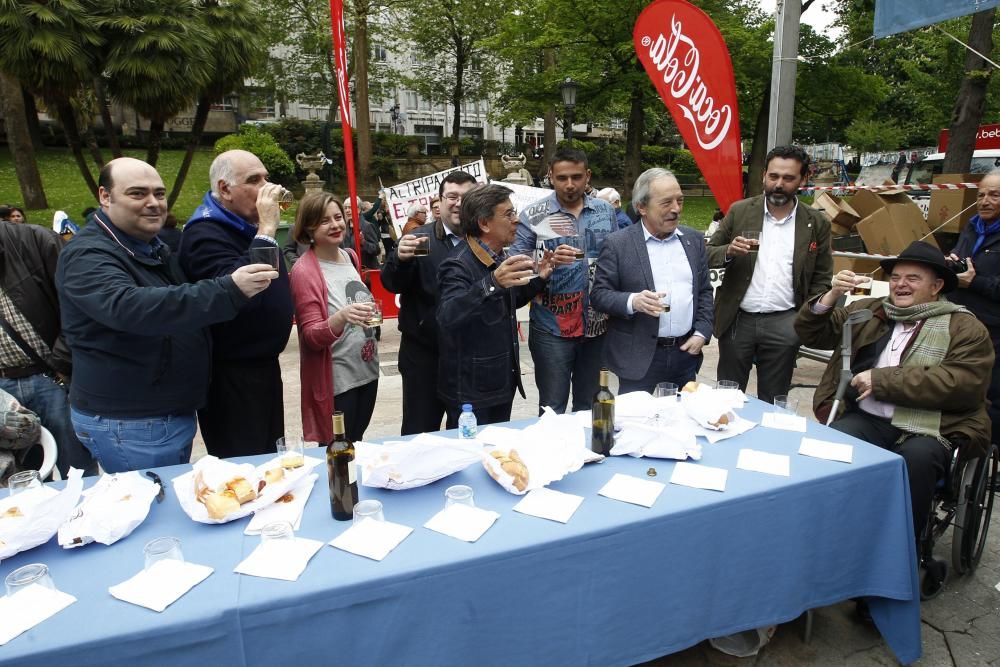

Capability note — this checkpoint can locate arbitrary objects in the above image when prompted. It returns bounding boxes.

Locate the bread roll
[226,477,257,504]
[264,467,285,485]
[204,492,241,519]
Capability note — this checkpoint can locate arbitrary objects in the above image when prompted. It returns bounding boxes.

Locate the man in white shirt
[707,145,832,403]
[591,169,714,392]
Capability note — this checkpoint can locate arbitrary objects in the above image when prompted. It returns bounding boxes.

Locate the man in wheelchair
[795,241,994,548]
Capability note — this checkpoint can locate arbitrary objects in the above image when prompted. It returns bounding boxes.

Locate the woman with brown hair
[289,192,380,443]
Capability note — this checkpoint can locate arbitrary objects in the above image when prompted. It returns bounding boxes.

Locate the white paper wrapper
[58,472,159,548]
[0,468,84,562]
[355,434,482,490]
[611,421,702,460]
[479,408,593,495]
[171,455,321,524]
[681,389,737,430]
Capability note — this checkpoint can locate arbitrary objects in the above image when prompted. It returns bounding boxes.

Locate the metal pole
[767,0,801,150]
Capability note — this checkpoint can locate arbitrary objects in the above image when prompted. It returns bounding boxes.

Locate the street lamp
[560,77,578,141]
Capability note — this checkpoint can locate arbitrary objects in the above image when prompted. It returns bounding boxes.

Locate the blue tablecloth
[0,399,921,665]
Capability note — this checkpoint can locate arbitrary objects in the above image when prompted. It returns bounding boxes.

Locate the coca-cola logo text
[641,15,732,151]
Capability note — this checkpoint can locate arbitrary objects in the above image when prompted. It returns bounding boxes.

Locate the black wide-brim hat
[879,240,958,293]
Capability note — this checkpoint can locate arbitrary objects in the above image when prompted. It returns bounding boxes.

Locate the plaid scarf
[881,299,967,443]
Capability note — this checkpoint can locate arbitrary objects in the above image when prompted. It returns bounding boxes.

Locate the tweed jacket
[707,195,832,338]
[795,296,994,456]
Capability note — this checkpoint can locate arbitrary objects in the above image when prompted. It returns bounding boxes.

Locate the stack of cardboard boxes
[811,186,949,276]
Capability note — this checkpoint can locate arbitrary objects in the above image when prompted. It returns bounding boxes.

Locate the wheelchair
[919,442,999,600]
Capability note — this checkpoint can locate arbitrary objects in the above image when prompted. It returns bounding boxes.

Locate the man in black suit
[591,168,714,392]
[380,170,477,434]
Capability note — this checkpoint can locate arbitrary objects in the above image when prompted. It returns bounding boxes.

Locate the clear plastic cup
[5,563,54,596]
[353,499,384,525]
[143,537,184,570]
[445,485,475,508]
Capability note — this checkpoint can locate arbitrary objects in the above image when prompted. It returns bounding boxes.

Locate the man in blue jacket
[57,158,278,473]
[180,150,294,459]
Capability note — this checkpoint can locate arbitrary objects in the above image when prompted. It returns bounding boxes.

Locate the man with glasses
[382,171,477,434]
[510,147,617,415]
[179,150,294,459]
[437,184,554,428]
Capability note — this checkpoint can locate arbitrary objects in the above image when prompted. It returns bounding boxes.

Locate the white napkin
[424,504,499,542]
[0,468,84,561]
[245,474,317,535]
[0,584,76,645]
[799,437,853,463]
[329,520,412,561]
[234,537,324,581]
[669,461,728,492]
[109,559,213,612]
[59,471,160,548]
[512,488,583,523]
[761,412,808,432]
[736,449,791,477]
[611,421,701,460]
[598,473,665,508]
[696,415,757,443]
[354,436,481,490]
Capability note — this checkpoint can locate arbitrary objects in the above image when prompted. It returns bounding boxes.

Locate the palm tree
[100,0,212,167]
[168,0,265,209]
[0,0,105,196]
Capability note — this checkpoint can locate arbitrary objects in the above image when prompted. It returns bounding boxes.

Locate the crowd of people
[1,145,998,561]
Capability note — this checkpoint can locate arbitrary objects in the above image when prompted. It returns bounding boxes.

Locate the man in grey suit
[591,168,714,393]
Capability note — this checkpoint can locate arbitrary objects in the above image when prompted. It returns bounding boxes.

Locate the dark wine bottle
[327,411,358,520]
[592,368,615,456]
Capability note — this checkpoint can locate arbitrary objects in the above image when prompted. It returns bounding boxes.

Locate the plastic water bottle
[458,404,478,439]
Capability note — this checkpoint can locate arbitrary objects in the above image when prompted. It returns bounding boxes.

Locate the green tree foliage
[214,125,297,186]
[844,118,907,153]
[394,0,505,140]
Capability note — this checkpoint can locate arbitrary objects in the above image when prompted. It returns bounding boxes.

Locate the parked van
[908,149,1000,184]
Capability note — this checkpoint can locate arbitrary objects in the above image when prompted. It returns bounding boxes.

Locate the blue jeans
[71,408,196,473]
[528,326,606,414]
[0,374,97,477]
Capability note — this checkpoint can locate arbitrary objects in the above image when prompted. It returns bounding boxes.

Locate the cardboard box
[927,173,982,234]
[813,191,861,228]
[833,256,882,275]
[855,207,939,256]
[830,222,853,237]
[848,187,938,255]
[831,233,865,253]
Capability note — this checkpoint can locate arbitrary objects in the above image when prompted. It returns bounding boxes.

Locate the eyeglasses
[443,193,462,202]
[499,208,518,221]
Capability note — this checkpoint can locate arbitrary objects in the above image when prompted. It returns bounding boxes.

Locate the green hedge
[214,126,296,187]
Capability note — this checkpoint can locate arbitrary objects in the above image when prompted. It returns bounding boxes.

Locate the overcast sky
[757,0,844,40]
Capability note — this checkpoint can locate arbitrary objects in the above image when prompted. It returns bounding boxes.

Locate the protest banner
[385,159,489,234]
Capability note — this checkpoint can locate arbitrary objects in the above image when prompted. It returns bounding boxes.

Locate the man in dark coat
[179,150,294,458]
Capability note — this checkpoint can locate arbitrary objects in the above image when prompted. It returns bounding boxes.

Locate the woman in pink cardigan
[289,193,380,444]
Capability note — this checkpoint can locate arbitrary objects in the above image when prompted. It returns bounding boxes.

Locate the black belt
[656,332,693,347]
[0,363,46,379]
[738,308,795,317]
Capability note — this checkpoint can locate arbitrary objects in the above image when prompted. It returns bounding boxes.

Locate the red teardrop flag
[634,0,743,213]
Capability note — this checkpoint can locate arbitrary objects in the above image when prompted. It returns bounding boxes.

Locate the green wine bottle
[327,411,358,520]
[592,368,615,456]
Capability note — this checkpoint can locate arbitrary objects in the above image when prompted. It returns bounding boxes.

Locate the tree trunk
[95,77,122,158]
[169,95,212,209]
[942,8,995,173]
[352,0,373,189]
[747,88,771,197]
[146,119,164,167]
[542,48,556,170]
[83,124,105,169]
[451,47,464,140]
[55,100,99,197]
[623,85,644,199]
[0,73,48,208]
[21,86,42,151]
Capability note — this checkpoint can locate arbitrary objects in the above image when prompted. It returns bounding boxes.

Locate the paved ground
[192,321,1000,666]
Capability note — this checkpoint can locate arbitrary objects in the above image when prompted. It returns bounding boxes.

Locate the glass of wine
[365,299,383,327]
[851,273,873,296]
[743,231,761,253]
[274,187,294,212]
[277,435,305,469]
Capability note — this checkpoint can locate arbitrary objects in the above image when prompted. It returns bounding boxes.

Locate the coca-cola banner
[634,0,743,213]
